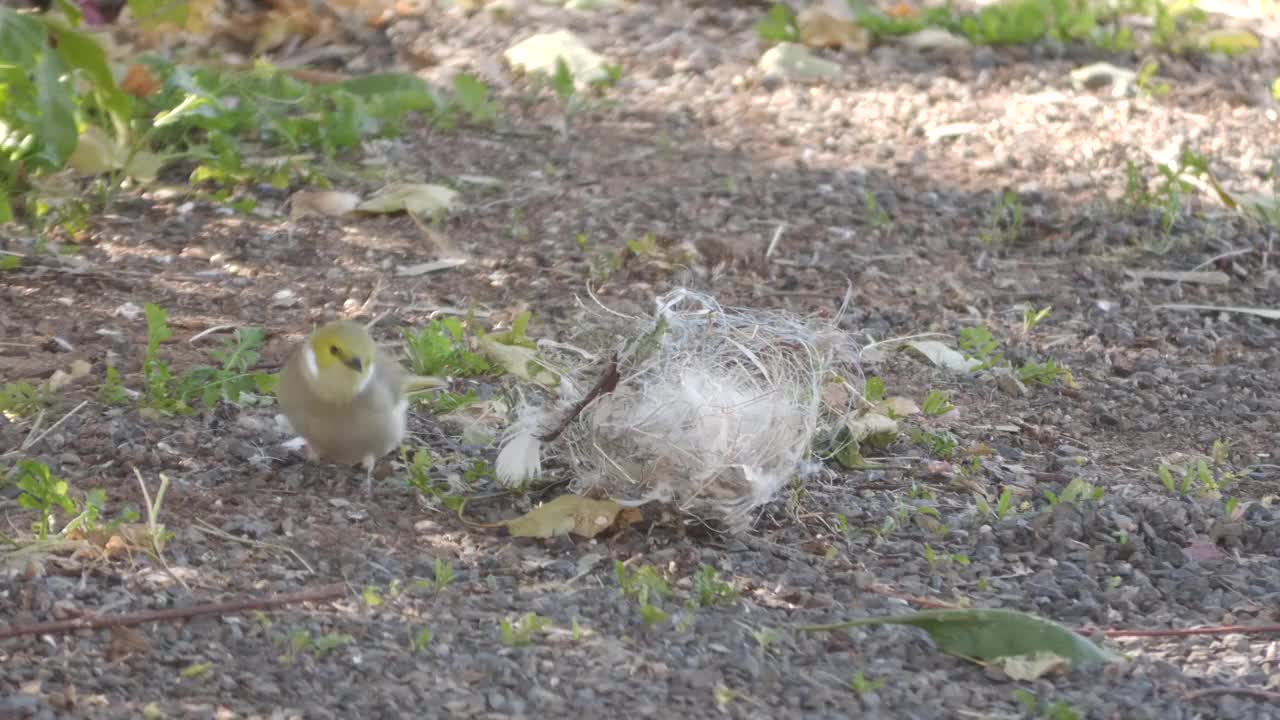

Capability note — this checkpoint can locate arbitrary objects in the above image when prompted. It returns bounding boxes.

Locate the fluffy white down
[580,364,814,519]
[495,405,548,486]
[498,288,860,530]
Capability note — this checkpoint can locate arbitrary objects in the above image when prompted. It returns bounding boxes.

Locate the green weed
[408,626,432,653]
[98,366,129,405]
[921,390,955,417]
[499,612,551,646]
[862,376,885,404]
[958,326,1004,370]
[979,190,1025,247]
[1042,477,1104,510]
[690,564,738,608]
[864,190,892,228]
[911,428,958,459]
[1021,306,1052,336]
[1018,358,1074,386]
[755,3,799,44]
[401,318,491,378]
[140,303,186,413]
[0,381,50,419]
[849,671,885,696]
[179,328,277,408]
[1135,60,1170,97]
[14,460,76,539]
[616,561,673,624]
[1156,445,1238,499]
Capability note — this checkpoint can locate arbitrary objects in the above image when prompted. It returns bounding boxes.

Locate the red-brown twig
[1184,687,1280,703]
[1090,624,1280,639]
[868,584,961,610]
[0,583,347,640]
[537,357,620,443]
[860,587,1280,639]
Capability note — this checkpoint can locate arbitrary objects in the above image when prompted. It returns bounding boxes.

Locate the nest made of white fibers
[496,288,862,531]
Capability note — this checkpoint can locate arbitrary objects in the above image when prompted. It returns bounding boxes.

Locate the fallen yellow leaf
[506,495,624,539]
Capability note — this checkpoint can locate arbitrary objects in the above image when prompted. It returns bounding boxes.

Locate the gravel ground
[3,1,1280,718]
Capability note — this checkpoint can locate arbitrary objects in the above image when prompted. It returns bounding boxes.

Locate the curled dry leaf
[66,125,165,182]
[504,30,610,87]
[994,652,1071,681]
[357,183,459,216]
[45,359,92,392]
[506,494,626,539]
[798,1,870,52]
[121,64,162,97]
[876,395,920,417]
[395,258,468,277]
[903,340,980,373]
[66,126,129,176]
[290,190,361,220]
[477,335,559,387]
[898,28,971,53]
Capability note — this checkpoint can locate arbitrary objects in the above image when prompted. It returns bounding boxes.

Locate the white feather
[495,405,549,486]
[301,345,319,380]
[353,362,373,394]
[496,430,542,487]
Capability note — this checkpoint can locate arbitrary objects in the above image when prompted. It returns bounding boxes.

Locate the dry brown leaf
[290,190,361,219]
[45,359,92,392]
[876,395,920,417]
[886,1,918,18]
[506,495,624,539]
[107,626,150,661]
[798,2,870,51]
[121,64,162,97]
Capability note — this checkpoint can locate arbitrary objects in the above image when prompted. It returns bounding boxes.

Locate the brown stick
[1094,624,1280,639]
[1184,687,1280,703]
[537,357,620,443]
[0,583,347,640]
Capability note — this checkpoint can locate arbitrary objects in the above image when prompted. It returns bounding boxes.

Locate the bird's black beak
[343,356,364,373]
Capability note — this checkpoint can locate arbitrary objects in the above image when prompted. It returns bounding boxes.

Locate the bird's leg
[361,455,376,498]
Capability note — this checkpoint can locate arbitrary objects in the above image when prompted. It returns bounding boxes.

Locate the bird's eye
[329,345,340,356]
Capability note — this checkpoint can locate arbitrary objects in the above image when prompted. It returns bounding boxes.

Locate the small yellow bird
[277,320,408,496]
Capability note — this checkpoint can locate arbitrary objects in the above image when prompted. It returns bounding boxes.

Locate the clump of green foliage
[1,1,503,228]
[7,459,121,540]
[110,303,275,416]
[958,310,1075,389]
[180,328,277,407]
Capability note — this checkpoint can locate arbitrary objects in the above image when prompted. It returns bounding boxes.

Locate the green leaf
[39,19,133,138]
[0,9,45,64]
[802,608,1121,669]
[506,494,622,539]
[341,72,435,105]
[153,93,213,127]
[33,44,76,167]
[123,0,189,28]
[755,3,798,44]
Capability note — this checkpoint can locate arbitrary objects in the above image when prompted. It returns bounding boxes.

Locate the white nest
[497,288,860,530]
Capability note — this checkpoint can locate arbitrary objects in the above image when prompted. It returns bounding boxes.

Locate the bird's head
[300,320,377,403]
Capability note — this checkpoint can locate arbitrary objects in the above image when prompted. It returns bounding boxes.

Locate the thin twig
[1189,246,1254,272]
[537,358,620,443]
[192,519,315,575]
[188,324,236,344]
[1183,687,1280,703]
[1097,623,1280,639]
[0,583,346,640]
[133,468,188,592]
[867,584,962,610]
[14,401,88,455]
[764,224,785,260]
